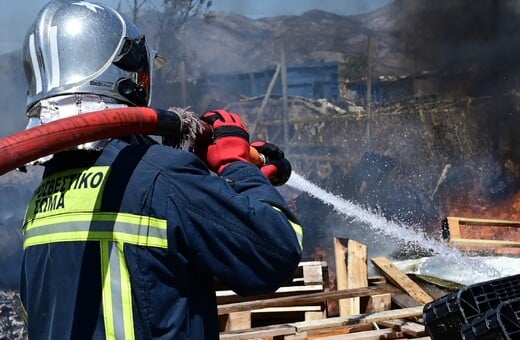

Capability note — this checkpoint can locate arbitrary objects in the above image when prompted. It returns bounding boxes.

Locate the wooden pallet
[219,306,426,339]
[446,216,520,254]
[217,238,439,339]
[218,261,330,331]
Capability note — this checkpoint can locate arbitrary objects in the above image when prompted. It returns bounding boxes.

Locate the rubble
[0,290,26,340]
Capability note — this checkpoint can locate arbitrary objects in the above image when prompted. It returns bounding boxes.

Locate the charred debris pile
[0,290,26,339]
[226,89,520,260]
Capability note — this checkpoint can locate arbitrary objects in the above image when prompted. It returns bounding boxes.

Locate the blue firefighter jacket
[20,136,303,339]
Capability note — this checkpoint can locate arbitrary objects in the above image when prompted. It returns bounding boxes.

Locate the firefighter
[20,1,303,339]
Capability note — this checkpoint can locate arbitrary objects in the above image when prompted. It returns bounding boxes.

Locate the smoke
[209,0,391,18]
[0,57,31,287]
[394,0,520,206]
[0,168,41,289]
[398,0,520,94]
[0,51,28,138]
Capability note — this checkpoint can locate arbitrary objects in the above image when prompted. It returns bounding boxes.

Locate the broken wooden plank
[305,310,328,321]
[368,275,386,286]
[218,285,398,315]
[285,332,308,340]
[253,306,322,313]
[450,238,520,247]
[219,307,424,339]
[371,257,433,305]
[365,293,392,313]
[217,261,328,301]
[290,306,424,333]
[378,318,426,337]
[391,292,422,308]
[220,324,296,339]
[222,311,251,332]
[302,262,327,285]
[306,323,374,340]
[301,261,328,320]
[344,239,368,315]
[315,328,404,339]
[220,306,424,339]
[334,238,368,316]
[217,284,324,296]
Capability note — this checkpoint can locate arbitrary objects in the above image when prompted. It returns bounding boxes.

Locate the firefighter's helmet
[23,0,159,113]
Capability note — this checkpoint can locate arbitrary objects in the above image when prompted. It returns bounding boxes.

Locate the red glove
[198,110,250,174]
[250,141,292,186]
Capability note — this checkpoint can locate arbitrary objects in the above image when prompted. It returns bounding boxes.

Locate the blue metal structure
[206,62,340,100]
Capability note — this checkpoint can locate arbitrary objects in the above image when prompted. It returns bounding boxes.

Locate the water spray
[286,172,503,285]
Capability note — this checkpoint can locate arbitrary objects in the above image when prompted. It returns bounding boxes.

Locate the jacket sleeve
[168,160,303,296]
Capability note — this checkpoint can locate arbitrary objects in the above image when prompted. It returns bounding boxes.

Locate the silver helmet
[23,0,157,113]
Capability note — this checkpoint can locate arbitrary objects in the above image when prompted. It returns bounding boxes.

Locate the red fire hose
[0,107,263,176]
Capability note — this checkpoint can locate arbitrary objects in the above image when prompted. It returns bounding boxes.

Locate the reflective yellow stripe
[25,211,167,232]
[21,303,28,323]
[118,240,135,340]
[22,166,164,340]
[101,241,136,340]
[289,219,304,250]
[289,220,303,250]
[23,212,168,249]
[24,213,165,339]
[101,241,116,339]
[272,207,304,250]
[24,231,166,249]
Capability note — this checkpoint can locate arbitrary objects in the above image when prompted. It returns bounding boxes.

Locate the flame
[448,190,520,221]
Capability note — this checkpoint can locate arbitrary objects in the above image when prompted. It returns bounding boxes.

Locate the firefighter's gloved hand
[199,110,250,174]
[251,141,292,186]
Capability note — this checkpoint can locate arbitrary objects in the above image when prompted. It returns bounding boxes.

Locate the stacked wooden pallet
[217,238,448,339]
[218,261,330,331]
[445,216,520,255]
